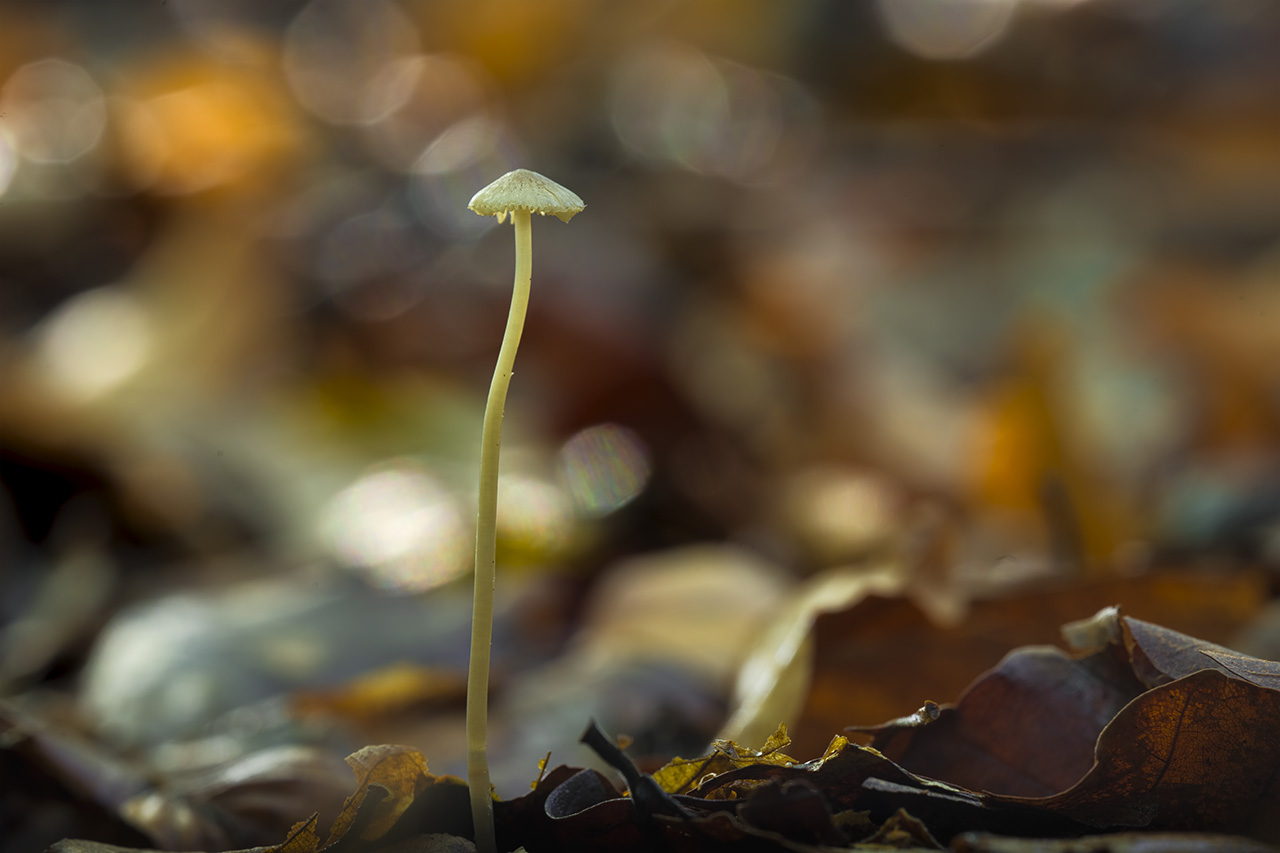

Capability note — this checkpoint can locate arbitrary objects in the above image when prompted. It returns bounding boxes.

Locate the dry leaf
[865,645,1144,797]
[324,745,434,846]
[1003,669,1280,840]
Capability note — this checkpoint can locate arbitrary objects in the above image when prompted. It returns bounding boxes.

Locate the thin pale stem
[467,208,531,853]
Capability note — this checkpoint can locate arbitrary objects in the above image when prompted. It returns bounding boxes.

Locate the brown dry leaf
[1122,617,1280,693]
[1067,606,1280,690]
[1200,648,1280,690]
[861,606,1280,840]
[1119,614,1261,688]
[323,745,434,847]
[1000,669,1280,841]
[865,645,1145,797]
[797,570,1264,759]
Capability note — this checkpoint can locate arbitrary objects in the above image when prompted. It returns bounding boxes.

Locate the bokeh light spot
[283,0,419,126]
[611,43,726,172]
[416,114,498,177]
[610,43,808,182]
[36,287,153,401]
[321,460,469,593]
[409,115,518,238]
[2,58,107,164]
[362,54,490,172]
[557,424,652,518]
[875,0,1017,60]
[782,467,900,564]
[0,129,17,197]
[497,473,575,557]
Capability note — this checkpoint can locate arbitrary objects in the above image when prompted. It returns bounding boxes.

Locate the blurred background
[1,0,1280,849]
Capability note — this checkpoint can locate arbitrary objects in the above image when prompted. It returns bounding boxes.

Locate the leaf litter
[41,606,1280,852]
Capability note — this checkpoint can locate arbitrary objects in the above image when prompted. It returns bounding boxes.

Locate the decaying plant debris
[31,607,1280,853]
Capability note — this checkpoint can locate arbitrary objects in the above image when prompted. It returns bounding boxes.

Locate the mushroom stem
[463,168,581,853]
[467,207,531,853]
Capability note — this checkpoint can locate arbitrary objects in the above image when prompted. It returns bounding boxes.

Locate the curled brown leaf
[996,669,1280,841]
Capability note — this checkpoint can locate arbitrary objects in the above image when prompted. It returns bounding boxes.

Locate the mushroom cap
[468,168,585,224]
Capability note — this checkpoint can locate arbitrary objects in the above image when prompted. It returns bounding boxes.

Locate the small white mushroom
[468,167,586,224]
[464,168,583,853]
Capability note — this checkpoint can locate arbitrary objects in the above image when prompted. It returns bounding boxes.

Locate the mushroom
[465,168,584,853]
